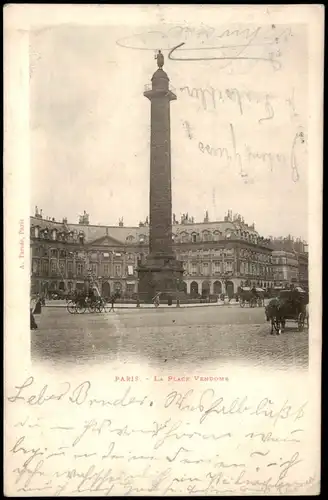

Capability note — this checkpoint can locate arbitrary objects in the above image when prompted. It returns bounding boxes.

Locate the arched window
[126,235,135,242]
[191,233,197,243]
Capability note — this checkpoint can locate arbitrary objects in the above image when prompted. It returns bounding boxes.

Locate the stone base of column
[137,255,185,303]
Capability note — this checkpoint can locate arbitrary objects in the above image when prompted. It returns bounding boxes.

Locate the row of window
[32,260,134,278]
[178,249,235,259]
[32,247,138,261]
[183,261,273,276]
[31,226,268,247]
[35,281,136,294]
[240,262,273,276]
[32,258,273,278]
[240,251,272,263]
[273,257,298,265]
[31,227,85,243]
[184,261,234,276]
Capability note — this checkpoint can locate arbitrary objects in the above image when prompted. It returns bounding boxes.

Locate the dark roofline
[30,217,255,230]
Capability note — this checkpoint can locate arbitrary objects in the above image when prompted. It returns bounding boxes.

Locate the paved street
[31,305,308,371]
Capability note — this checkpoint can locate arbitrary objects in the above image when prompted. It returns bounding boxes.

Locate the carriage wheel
[67,301,77,314]
[94,300,105,313]
[298,313,305,332]
[76,303,86,314]
[88,304,97,314]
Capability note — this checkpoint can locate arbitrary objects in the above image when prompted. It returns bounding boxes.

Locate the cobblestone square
[31,305,308,371]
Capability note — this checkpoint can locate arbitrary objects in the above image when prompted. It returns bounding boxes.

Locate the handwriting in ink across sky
[116,23,307,185]
[5,376,318,496]
[116,24,292,72]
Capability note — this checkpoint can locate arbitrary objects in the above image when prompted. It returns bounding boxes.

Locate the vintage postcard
[4,4,323,496]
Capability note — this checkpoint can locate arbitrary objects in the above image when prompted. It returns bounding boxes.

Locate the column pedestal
[137,255,184,303]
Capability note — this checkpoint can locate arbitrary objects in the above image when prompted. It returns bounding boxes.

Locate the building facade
[270,236,309,290]
[30,208,308,298]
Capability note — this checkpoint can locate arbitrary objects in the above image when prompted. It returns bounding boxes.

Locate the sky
[30,23,309,241]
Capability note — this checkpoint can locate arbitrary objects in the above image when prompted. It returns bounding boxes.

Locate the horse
[265,298,287,335]
[265,294,306,335]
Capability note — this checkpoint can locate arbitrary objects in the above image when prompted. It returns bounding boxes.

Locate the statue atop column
[155,50,164,69]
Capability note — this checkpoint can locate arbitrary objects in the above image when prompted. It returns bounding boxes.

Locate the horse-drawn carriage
[265,287,309,334]
[239,287,265,308]
[66,287,106,314]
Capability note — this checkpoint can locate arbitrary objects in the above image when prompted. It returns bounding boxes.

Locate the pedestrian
[30,295,38,330]
[33,294,42,315]
[110,294,116,312]
[153,293,160,307]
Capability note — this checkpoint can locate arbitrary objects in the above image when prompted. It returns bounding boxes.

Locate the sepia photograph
[29,21,310,371]
[4,5,322,497]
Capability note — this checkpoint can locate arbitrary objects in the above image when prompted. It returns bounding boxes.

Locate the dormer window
[202,231,211,242]
[139,234,146,243]
[126,235,135,242]
[191,233,197,243]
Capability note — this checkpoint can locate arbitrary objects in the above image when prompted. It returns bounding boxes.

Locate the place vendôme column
[137,51,184,302]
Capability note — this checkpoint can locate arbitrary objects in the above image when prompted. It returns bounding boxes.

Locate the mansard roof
[30,216,263,245]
